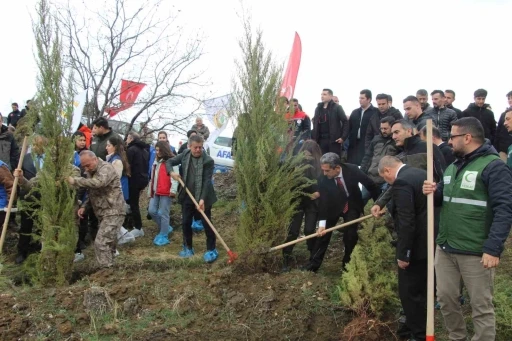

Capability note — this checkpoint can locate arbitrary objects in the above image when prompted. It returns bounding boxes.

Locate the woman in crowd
[281,140,322,272]
[148,141,175,246]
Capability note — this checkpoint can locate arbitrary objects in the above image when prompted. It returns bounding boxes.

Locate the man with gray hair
[126,131,150,237]
[303,152,380,272]
[65,150,126,268]
[166,134,219,263]
[378,155,428,341]
[191,117,210,140]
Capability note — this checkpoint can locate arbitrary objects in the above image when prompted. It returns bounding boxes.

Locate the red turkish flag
[279,32,302,100]
[107,79,146,117]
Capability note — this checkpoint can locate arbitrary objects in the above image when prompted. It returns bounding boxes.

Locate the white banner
[70,90,87,133]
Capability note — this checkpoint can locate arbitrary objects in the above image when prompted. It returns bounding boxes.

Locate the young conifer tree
[231,19,308,253]
[27,0,78,286]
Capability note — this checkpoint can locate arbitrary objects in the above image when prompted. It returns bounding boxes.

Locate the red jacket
[78,124,92,148]
[150,161,172,197]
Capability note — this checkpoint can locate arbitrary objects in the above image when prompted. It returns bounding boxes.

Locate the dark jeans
[89,211,98,241]
[75,214,89,253]
[282,200,318,259]
[128,184,146,229]
[309,208,361,270]
[398,258,427,340]
[182,196,216,250]
[318,138,342,156]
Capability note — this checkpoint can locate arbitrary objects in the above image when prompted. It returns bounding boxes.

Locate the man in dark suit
[420,126,455,166]
[15,136,47,264]
[167,134,218,263]
[305,152,380,272]
[311,88,349,156]
[347,89,379,165]
[378,156,428,341]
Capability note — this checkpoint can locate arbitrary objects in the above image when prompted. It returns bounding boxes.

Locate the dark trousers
[283,200,317,259]
[0,212,5,231]
[182,196,216,250]
[89,211,98,241]
[75,214,89,253]
[18,209,41,255]
[398,258,427,340]
[128,184,145,229]
[318,138,342,156]
[309,208,360,270]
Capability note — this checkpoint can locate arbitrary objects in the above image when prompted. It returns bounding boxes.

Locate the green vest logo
[460,171,478,190]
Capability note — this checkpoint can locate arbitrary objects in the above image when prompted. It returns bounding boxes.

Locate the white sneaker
[115,249,120,257]
[131,228,144,238]
[74,253,85,262]
[118,227,135,244]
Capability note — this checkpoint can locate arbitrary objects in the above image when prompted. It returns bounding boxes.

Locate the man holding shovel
[165,134,218,263]
[423,117,512,341]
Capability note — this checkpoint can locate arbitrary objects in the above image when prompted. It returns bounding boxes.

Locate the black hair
[431,90,445,97]
[416,89,428,97]
[474,89,488,98]
[445,89,456,97]
[376,93,389,101]
[92,117,109,129]
[452,117,485,144]
[403,95,419,104]
[322,88,333,95]
[380,116,396,126]
[360,89,372,100]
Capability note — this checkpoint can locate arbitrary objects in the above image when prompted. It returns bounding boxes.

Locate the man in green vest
[423,117,512,341]
[503,108,512,168]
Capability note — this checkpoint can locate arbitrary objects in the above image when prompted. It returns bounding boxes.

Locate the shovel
[177,178,238,264]
[0,136,29,254]
[268,214,374,252]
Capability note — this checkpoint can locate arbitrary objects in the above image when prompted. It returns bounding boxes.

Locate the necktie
[335,177,349,214]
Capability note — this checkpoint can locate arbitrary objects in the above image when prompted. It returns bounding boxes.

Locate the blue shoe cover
[153,234,170,246]
[203,249,218,263]
[179,245,195,258]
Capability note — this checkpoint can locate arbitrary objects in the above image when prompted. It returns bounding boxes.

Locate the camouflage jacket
[75,159,125,218]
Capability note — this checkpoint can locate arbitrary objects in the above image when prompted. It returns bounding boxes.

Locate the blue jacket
[0,160,8,208]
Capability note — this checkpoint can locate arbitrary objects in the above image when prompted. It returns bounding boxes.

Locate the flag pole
[426,119,435,341]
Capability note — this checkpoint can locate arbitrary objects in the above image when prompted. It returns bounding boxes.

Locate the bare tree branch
[57,0,207,130]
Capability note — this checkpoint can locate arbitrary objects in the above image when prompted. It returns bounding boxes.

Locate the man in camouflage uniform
[68,150,125,268]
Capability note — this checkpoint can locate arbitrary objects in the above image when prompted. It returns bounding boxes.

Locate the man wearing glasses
[423,117,512,341]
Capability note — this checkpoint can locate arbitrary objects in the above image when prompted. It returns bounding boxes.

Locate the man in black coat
[304,152,380,272]
[378,156,428,341]
[7,103,26,128]
[347,89,379,165]
[462,89,496,144]
[420,126,455,166]
[493,91,512,162]
[15,136,47,264]
[126,131,150,237]
[365,93,403,148]
[445,90,463,119]
[311,88,349,156]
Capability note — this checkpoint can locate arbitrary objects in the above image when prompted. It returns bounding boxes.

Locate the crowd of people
[283,88,512,341]
[2,87,512,341]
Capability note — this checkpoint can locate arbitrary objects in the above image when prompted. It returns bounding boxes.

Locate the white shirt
[395,164,406,180]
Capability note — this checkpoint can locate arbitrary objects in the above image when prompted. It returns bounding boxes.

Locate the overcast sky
[1,0,511,127]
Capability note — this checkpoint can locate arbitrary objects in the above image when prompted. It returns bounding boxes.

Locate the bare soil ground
[0,172,510,340]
